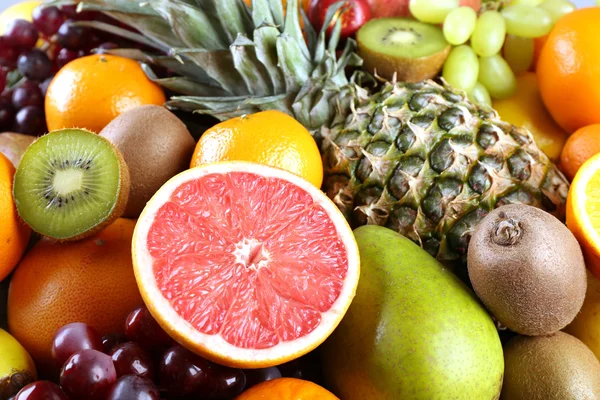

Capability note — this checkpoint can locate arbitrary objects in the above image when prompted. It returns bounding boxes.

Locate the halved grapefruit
[132,161,360,368]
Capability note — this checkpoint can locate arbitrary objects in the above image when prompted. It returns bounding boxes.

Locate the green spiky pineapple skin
[77,0,569,262]
[320,80,569,260]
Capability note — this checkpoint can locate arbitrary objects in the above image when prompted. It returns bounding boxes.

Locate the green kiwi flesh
[13,128,130,241]
[357,18,450,82]
[502,332,600,400]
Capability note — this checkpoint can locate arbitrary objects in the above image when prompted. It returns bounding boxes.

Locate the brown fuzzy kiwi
[467,204,587,336]
[502,332,600,400]
[12,128,130,242]
[357,17,450,82]
[100,105,196,218]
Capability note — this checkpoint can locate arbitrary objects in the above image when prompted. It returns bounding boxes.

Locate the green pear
[321,225,503,399]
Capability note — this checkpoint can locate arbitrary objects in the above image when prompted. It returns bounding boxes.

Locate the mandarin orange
[560,124,600,181]
[190,110,323,188]
[537,8,600,133]
[7,218,143,373]
[234,378,339,400]
[45,54,166,133]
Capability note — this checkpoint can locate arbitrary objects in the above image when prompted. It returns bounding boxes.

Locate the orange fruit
[492,72,568,161]
[560,124,600,181]
[566,153,600,279]
[45,54,166,133]
[0,152,30,282]
[234,378,339,400]
[7,218,143,372]
[132,162,359,368]
[537,8,600,133]
[190,110,323,188]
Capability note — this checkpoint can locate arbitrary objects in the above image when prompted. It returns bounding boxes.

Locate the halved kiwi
[357,18,451,82]
[13,128,130,241]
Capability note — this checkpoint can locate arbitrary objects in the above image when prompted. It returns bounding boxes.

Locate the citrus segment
[133,162,359,368]
[567,153,600,278]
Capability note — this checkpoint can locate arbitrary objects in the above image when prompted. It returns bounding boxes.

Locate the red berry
[52,322,104,370]
[13,105,46,136]
[14,381,68,400]
[56,48,85,69]
[12,81,43,109]
[0,69,6,93]
[60,349,117,400]
[106,375,160,400]
[4,19,39,49]
[0,37,19,68]
[125,306,173,350]
[110,342,155,380]
[32,6,66,37]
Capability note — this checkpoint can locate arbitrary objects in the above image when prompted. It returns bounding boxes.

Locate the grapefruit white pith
[132,161,360,368]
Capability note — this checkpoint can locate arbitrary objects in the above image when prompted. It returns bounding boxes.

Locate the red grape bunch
[11,305,324,400]
[0,4,128,136]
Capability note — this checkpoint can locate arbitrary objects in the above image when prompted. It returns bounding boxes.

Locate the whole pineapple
[71,0,569,261]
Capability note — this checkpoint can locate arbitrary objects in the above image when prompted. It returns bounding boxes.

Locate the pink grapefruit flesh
[133,161,360,368]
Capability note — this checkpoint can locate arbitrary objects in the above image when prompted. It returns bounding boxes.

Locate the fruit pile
[0,2,155,136]
[2,0,600,399]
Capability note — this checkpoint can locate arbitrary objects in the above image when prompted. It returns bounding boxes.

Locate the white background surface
[0,0,597,12]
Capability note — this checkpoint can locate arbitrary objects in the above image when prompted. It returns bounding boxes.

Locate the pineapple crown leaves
[51,0,367,130]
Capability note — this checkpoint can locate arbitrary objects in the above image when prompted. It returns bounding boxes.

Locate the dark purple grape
[52,322,104,370]
[244,366,282,389]
[4,20,38,49]
[13,105,46,135]
[0,95,15,131]
[125,306,173,350]
[102,333,128,354]
[83,33,102,53]
[0,37,19,68]
[57,20,88,50]
[17,49,52,81]
[196,363,246,400]
[0,68,6,93]
[14,381,69,400]
[106,375,160,400]
[60,349,117,400]
[12,81,43,109]
[159,345,210,397]
[56,48,84,69]
[110,342,155,380]
[32,6,66,37]
[39,76,53,97]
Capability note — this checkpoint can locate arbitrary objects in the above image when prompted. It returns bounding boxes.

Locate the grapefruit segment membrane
[132,162,360,368]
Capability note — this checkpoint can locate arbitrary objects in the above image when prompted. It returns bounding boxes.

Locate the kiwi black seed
[502,332,600,400]
[467,204,587,336]
[13,128,130,241]
[356,18,451,82]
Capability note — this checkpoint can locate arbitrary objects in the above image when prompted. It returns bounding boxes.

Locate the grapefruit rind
[132,161,360,368]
